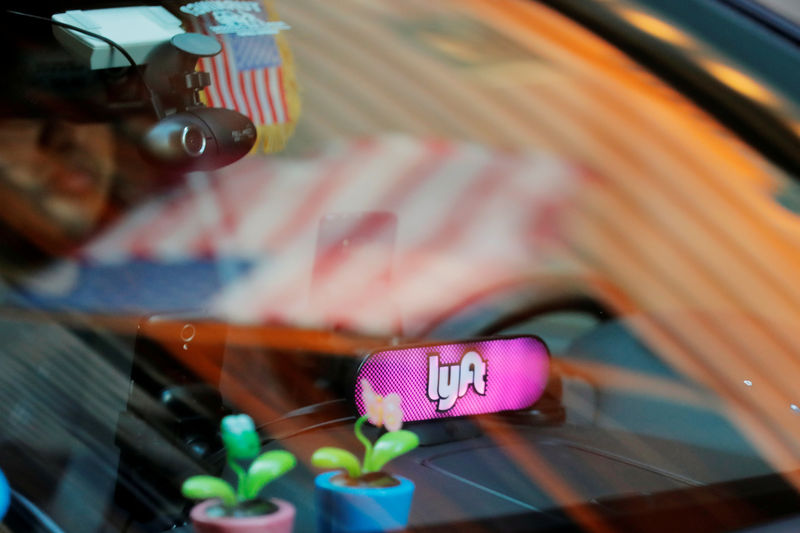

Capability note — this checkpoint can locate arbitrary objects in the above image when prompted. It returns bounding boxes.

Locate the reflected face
[0,118,115,253]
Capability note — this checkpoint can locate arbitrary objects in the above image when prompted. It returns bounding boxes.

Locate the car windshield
[3,1,800,532]
[755,0,800,25]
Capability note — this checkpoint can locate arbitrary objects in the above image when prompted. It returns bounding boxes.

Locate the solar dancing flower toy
[182,414,297,533]
[312,380,419,532]
[312,380,419,482]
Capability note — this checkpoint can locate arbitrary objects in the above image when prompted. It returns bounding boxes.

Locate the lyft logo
[427,350,488,411]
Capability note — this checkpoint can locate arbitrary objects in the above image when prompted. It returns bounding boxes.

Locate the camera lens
[181,125,206,157]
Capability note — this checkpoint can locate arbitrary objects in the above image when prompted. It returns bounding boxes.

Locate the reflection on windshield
[0,119,114,256]
[756,0,800,26]
[2,0,800,532]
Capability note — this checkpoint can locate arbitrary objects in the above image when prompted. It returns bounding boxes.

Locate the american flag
[76,136,581,336]
[180,0,292,127]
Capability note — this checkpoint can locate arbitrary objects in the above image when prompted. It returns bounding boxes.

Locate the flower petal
[383,394,403,431]
[366,395,384,426]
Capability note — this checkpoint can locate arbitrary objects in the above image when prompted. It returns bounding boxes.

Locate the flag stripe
[262,139,379,249]
[208,35,236,109]
[246,70,267,125]
[269,66,286,123]
[199,14,234,109]
[257,68,278,124]
[200,56,222,107]
[238,70,259,125]
[187,14,222,107]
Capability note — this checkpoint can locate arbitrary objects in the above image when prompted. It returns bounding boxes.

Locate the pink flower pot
[190,498,295,533]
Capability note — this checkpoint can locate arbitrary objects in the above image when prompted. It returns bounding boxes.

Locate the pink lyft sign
[354,336,550,423]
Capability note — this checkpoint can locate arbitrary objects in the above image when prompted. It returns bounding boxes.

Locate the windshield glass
[755,0,800,25]
[2,1,800,532]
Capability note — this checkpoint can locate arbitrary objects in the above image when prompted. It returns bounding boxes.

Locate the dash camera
[140,32,257,171]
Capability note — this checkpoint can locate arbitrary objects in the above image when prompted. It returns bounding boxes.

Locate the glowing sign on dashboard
[354,336,549,422]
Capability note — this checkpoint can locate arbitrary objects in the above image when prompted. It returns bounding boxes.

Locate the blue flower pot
[0,468,8,521]
[314,472,414,533]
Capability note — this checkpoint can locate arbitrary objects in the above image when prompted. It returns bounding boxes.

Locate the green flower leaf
[221,414,261,461]
[366,430,419,472]
[311,447,362,479]
[181,476,237,508]
[243,450,297,500]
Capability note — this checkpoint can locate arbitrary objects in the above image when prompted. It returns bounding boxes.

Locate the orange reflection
[73,0,800,527]
[703,60,777,105]
[620,9,694,47]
